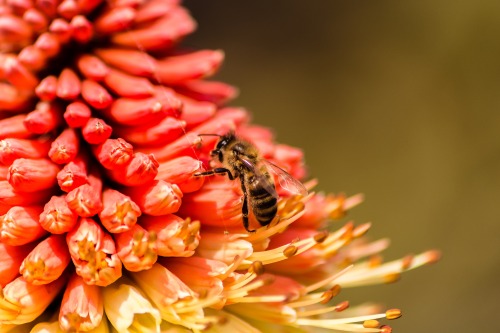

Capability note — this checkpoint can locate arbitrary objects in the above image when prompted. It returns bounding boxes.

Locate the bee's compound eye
[218,151,223,162]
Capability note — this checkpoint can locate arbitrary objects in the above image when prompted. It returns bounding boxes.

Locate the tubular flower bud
[66,218,122,286]
[56,68,81,100]
[103,67,155,98]
[0,114,33,140]
[0,138,51,165]
[92,138,134,170]
[35,75,58,101]
[64,100,92,128]
[81,117,113,144]
[0,1,438,332]
[122,180,183,216]
[0,243,34,287]
[130,263,212,331]
[114,224,158,272]
[102,87,182,125]
[102,278,161,333]
[0,180,53,207]
[39,195,78,234]
[7,158,59,192]
[157,156,205,193]
[140,214,200,257]
[23,101,62,134]
[48,128,80,164]
[20,235,70,285]
[0,275,67,325]
[59,273,103,332]
[113,116,186,146]
[107,152,159,186]
[0,206,47,246]
[65,172,103,217]
[56,153,89,192]
[99,188,141,233]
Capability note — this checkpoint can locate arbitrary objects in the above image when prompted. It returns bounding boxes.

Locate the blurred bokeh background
[183,1,500,332]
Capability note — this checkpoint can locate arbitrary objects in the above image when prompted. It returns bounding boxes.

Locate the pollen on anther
[386,308,402,320]
[363,319,380,328]
[248,261,264,275]
[283,245,298,258]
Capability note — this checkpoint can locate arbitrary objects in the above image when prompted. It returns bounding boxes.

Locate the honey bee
[195,131,307,232]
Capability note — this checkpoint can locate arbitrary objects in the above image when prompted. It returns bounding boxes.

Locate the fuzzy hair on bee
[195,131,306,232]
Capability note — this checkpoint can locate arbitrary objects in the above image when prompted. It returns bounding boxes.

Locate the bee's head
[212,132,236,162]
[199,132,237,163]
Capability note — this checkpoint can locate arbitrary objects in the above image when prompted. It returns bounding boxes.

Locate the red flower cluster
[0,1,438,332]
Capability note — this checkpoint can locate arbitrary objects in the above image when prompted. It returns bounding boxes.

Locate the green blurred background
[184,1,500,332]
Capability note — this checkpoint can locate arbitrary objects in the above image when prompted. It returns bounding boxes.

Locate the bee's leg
[195,168,235,180]
[239,179,255,232]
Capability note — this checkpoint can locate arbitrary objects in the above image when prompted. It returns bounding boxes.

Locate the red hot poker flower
[0,1,439,332]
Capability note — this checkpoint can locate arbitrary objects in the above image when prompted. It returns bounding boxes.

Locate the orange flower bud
[64,101,92,128]
[113,116,185,146]
[20,235,70,285]
[66,217,122,286]
[34,32,61,57]
[176,80,238,106]
[48,128,80,164]
[155,50,224,85]
[65,172,103,217]
[56,68,81,100]
[0,83,31,112]
[94,6,136,34]
[0,243,34,287]
[0,275,67,324]
[56,153,89,192]
[2,56,38,90]
[111,7,195,51]
[70,15,93,43]
[107,152,158,186]
[77,54,110,81]
[160,256,226,296]
[177,95,216,128]
[103,67,155,98]
[23,101,62,134]
[0,115,33,140]
[140,214,200,257]
[81,117,112,144]
[123,180,182,216]
[99,188,141,233]
[39,195,78,234]
[59,273,103,332]
[102,87,181,125]
[35,75,57,101]
[0,206,47,246]
[157,156,205,193]
[0,138,51,165]
[94,48,157,77]
[49,18,72,43]
[0,180,53,207]
[23,8,48,33]
[7,158,59,192]
[81,79,112,109]
[137,132,202,162]
[179,183,243,229]
[93,138,133,169]
[115,224,158,272]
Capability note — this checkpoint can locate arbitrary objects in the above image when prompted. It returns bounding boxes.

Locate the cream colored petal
[103,279,161,333]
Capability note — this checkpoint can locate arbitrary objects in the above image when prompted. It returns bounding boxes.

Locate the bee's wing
[239,157,279,199]
[263,160,308,196]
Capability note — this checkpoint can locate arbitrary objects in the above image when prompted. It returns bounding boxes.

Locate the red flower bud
[8,158,59,192]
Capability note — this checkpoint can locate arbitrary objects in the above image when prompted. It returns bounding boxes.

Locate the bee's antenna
[198,133,222,137]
